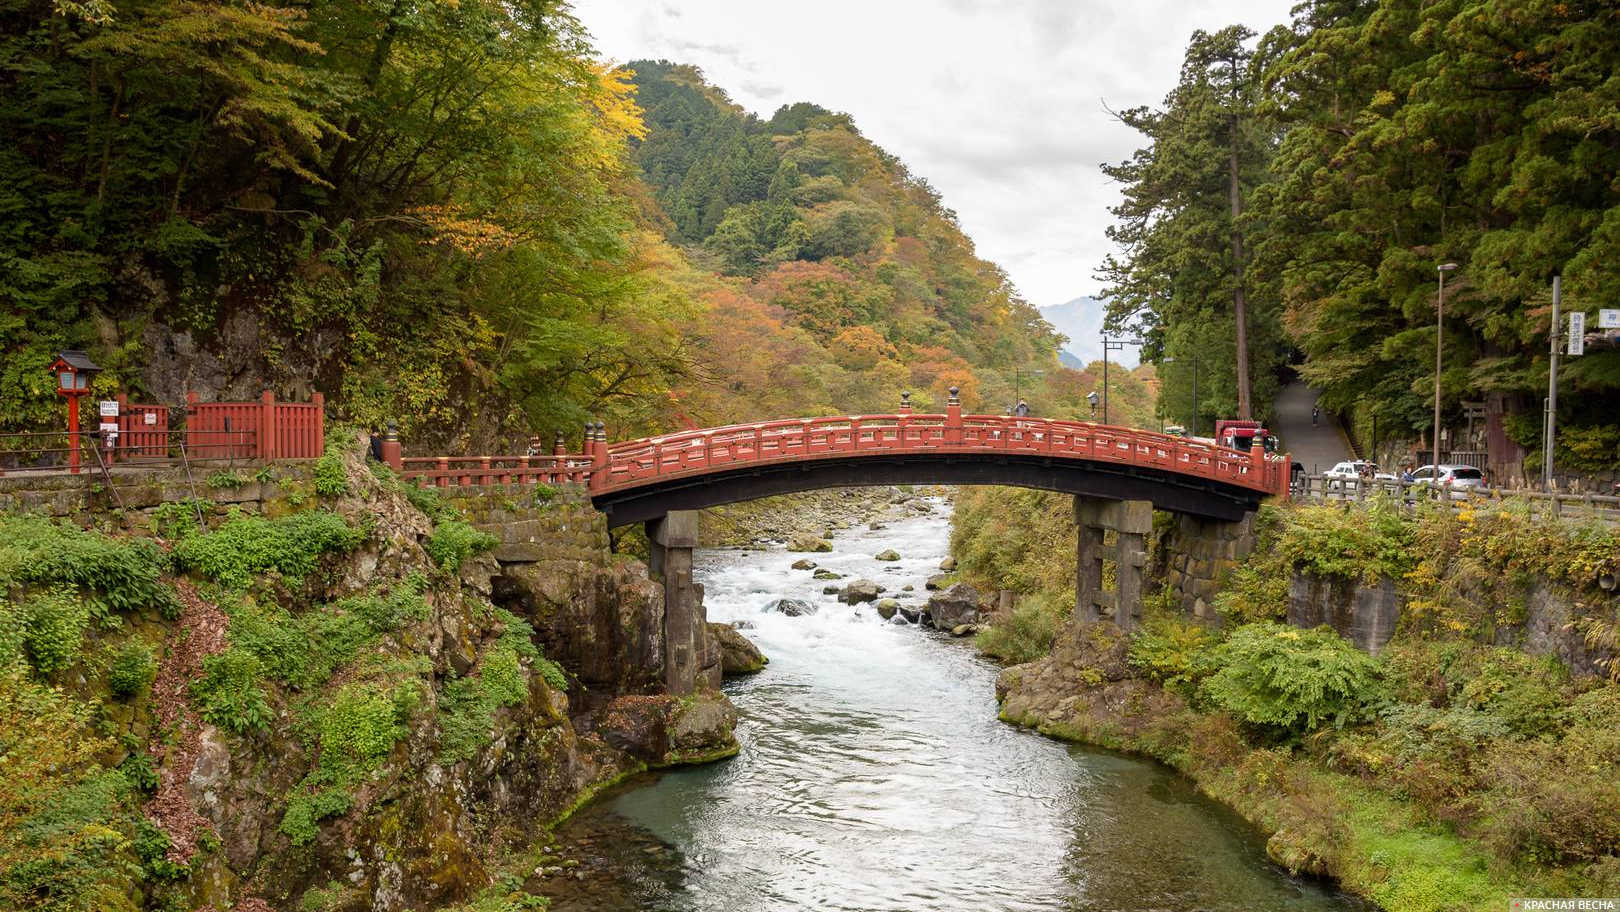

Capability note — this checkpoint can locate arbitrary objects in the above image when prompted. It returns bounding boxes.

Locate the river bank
[963,489,1620,912]
[525,493,1359,911]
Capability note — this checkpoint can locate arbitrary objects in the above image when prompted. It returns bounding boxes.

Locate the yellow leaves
[592,64,648,144]
[407,205,517,258]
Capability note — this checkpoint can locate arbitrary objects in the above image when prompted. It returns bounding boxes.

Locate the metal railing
[0,428,259,476]
[1292,473,1620,521]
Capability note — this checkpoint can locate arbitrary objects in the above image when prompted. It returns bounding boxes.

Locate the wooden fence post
[261,390,277,461]
[311,392,325,457]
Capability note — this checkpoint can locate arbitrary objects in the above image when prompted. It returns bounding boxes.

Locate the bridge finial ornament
[899,390,912,414]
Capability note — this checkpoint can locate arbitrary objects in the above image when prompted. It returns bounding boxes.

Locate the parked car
[1324,460,1395,490]
[1409,464,1486,498]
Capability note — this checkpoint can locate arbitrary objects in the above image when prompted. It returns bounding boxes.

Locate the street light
[1101,335,1143,425]
[1433,263,1459,478]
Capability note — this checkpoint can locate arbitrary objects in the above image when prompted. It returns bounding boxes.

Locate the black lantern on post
[47,350,101,474]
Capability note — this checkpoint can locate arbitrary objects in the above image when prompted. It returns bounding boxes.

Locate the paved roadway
[1273,381,1353,474]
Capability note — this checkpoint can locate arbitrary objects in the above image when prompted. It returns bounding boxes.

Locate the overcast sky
[573,0,1298,321]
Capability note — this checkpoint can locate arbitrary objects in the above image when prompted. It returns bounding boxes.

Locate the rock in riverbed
[840,579,881,604]
[790,559,817,571]
[938,556,958,572]
[875,599,900,620]
[927,583,984,630]
[765,597,816,617]
[874,549,901,561]
[708,623,768,675]
[788,534,833,553]
[813,569,843,580]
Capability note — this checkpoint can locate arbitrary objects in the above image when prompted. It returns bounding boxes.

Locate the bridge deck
[395,411,1289,523]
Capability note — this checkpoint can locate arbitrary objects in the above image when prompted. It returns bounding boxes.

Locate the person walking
[1013,399,1030,418]
[1311,404,1320,427]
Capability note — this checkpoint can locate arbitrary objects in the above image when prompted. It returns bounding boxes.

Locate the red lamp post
[48,350,101,474]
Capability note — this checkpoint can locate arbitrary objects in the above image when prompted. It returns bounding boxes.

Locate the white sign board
[143,411,158,425]
[98,421,118,438]
[1568,311,1585,356]
[1600,309,1620,329]
[98,400,118,417]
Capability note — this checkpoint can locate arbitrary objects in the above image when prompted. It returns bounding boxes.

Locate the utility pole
[1433,263,1458,474]
[1101,337,1141,425]
[1545,275,1560,490]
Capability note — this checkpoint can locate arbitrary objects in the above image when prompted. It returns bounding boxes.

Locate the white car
[1409,464,1486,499]
[1324,460,1395,489]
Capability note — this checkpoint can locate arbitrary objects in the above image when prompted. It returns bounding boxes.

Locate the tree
[1098,26,1282,425]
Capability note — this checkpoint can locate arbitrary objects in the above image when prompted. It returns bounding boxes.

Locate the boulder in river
[938,556,958,572]
[822,586,841,595]
[950,624,978,638]
[840,579,881,604]
[875,599,900,620]
[788,534,833,553]
[812,569,843,580]
[790,558,817,571]
[708,622,768,675]
[888,613,910,626]
[925,575,948,591]
[874,549,901,561]
[927,583,984,630]
[897,603,925,624]
[902,584,914,592]
[765,597,816,617]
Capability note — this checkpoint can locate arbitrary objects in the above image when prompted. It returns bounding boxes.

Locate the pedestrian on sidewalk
[1311,405,1320,427]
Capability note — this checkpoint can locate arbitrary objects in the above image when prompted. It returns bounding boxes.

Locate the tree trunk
[1229,113,1251,420]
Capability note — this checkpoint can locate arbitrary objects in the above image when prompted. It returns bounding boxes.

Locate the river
[542,497,1361,911]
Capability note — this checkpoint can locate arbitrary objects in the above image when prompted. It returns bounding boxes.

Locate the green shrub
[436,610,544,762]
[191,649,272,734]
[106,642,157,697]
[974,592,1067,664]
[0,515,170,623]
[1201,622,1384,738]
[425,519,498,573]
[149,500,208,540]
[206,470,249,490]
[280,786,354,848]
[1477,687,1620,866]
[1127,613,1219,693]
[1212,563,1289,623]
[318,684,406,768]
[174,510,364,589]
[403,483,446,520]
[313,447,349,498]
[18,587,90,676]
[1273,501,1415,582]
[226,579,429,690]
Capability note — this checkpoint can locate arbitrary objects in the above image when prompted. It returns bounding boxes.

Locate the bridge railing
[399,454,593,488]
[596,414,1290,498]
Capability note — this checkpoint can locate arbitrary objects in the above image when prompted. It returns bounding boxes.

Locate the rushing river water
[543,499,1361,912]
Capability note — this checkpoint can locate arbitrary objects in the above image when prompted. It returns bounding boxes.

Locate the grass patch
[426,519,498,573]
[173,510,364,589]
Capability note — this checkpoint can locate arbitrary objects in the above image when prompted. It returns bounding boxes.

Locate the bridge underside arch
[591,452,1265,528]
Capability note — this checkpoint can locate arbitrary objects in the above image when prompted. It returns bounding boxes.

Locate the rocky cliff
[0,439,739,912]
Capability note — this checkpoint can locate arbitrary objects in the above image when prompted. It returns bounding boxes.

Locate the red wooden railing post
[944,386,962,446]
[260,390,277,461]
[311,392,325,457]
[381,421,403,471]
[590,421,608,490]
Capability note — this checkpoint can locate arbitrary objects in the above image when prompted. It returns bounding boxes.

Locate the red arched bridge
[388,395,1290,525]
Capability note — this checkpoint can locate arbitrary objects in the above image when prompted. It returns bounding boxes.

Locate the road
[1273,381,1353,474]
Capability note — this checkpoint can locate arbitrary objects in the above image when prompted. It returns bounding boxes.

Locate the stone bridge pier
[646,510,719,695]
[1074,498,1152,629]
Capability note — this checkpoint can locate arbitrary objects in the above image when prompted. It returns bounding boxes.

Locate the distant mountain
[1039,296,1141,368]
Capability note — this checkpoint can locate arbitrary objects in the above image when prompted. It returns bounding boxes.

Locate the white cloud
[571,0,1296,309]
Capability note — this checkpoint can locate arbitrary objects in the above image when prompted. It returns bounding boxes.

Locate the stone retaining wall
[0,465,309,519]
[1158,512,1258,620]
